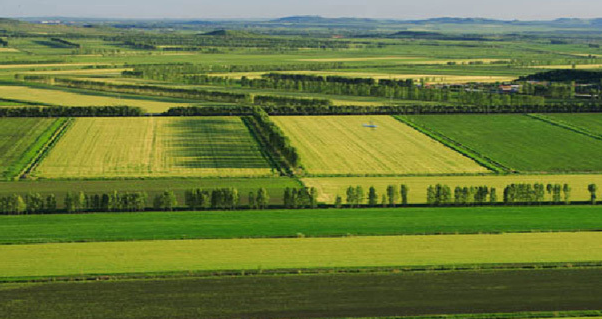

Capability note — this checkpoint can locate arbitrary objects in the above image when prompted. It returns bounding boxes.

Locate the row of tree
[283,187,318,209]
[125,62,345,82]
[248,107,301,169]
[184,188,270,210]
[335,185,410,208]
[241,74,546,107]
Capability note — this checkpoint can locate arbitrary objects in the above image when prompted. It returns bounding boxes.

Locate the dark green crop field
[404,114,602,173]
[1,268,601,319]
[1,205,601,244]
[545,113,602,136]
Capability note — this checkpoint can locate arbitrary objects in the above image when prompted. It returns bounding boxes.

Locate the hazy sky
[3,0,602,20]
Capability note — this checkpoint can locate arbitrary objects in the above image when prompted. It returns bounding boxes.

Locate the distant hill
[200,29,258,37]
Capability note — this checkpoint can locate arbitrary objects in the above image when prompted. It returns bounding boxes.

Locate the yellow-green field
[19,68,132,76]
[272,116,488,175]
[303,174,602,203]
[0,86,189,113]
[33,117,275,179]
[1,232,600,278]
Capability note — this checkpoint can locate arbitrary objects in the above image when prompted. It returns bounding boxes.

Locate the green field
[403,114,602,173]
[0,118,62,179]
[0,206,601,244]
[303,174,602,204]
[272,116,487,175]
[1,232,601,278]
[544,113,602,136]
[33,117,276,178]
[1,269,601,319]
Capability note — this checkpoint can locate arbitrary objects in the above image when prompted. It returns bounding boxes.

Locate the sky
[2,0,602,20]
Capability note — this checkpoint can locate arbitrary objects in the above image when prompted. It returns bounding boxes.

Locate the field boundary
[393,115,510,173]
[2,261,601,284]
[527,113,602,141]
[346,310,602,319]
[241,115,290,175]
[20,118,73,180]
[4,118,69,180]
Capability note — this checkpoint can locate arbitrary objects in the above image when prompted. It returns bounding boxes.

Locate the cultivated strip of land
[1,232,601,278]
[0,206,601,244]
[1,269,601,319]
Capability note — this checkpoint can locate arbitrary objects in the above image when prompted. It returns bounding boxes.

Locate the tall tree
[588,184,598,205]
[400,184,409,206]
[368,187,378,207]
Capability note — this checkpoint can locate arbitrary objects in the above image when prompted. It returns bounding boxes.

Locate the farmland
[544,113,602,135]
[1,269,601,319]
[0,118,63,179]
[3,14,602,319]
[33,117,276,178]
[0,85,191,113]
[403,114,602,173]
[303,174,602,203]
[1,232,601,278]
[272,116,488,175]
[0,205,601,244]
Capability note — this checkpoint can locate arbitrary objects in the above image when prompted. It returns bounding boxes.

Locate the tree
[562,184,571,205]
[400,184,409,206]
[153,191,177,211]
[249,191,256,209]
[426,185,436,206]
[355,186,364,206]
[346,187,356,208]
[64,192,77,213]
[490,188,497,204]
[25,193,44,214]
[309,187,318,209]
[368,187,378,207]
[334,195,343,208]
[283,188,291,208]
[386,185,398,207]
[257,188,269,209]
[588,184,598,205]
[46,194,57,212]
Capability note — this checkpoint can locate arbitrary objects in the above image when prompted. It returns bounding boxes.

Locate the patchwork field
[1,206,601,244]
[0,118,62,180]
[33,117,275,178]
[404,114,602,173]
[2,269,601,319]
[1,232,601,278]
[0,86,190,113]
[272,115,488,175]
[303,174,602,203]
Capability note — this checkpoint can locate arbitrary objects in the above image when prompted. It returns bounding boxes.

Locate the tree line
[246,107,301,170]
[241,73,546,107]
[0,106,144,117]
[125,62,345,83]
[333,185,410,208]
[49,37,81,48]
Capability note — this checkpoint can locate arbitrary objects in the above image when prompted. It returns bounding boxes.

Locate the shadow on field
[165,118,271,169]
